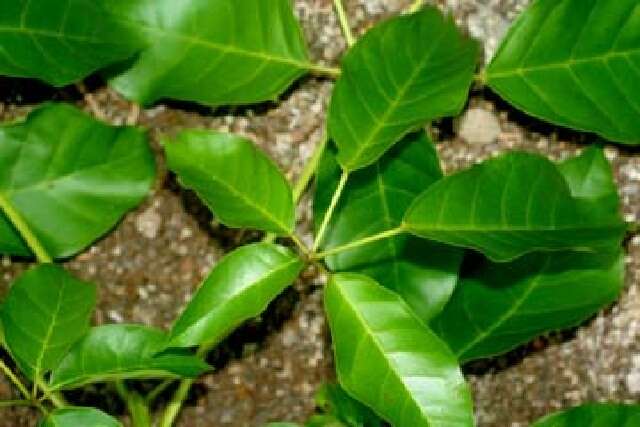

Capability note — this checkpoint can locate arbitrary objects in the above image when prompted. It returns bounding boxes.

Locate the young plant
[0,0,638,426]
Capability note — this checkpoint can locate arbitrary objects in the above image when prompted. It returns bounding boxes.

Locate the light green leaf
[325,273,473,427]
[39,407,121,427]
[165,130,295,235]
[49,324,210,390]
[558,146,619,213]
[486,0,640,144]
[329,7,479,171]
[0,0,141,86]
[403,151,625,262]
[432,250,623,362]
[169,243,303,348]
[0,103,156,259]
[315,132,462,321]
[531,403,640,427]
[106,0,311,106]
[1,264,96,380]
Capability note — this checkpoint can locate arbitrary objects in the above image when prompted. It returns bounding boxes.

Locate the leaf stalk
[312,227,405,260]
[312,170,350,252]
[333,0,355,47]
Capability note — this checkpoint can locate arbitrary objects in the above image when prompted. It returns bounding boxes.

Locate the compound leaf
[403,151,625,262]
[531,403,640,427]
[0,103,156,259]
[169,243,303,348]
[315,132,462,321]
[1,264,96,380]
[325,273,473,427]
[0,0,141,86]
[106,0,311,106]
[165,130,295,235]
[39,407,121,427]
[329,7,478,171]
[432,250,623,362]
[49,324,210,390]
[486,0,640,144]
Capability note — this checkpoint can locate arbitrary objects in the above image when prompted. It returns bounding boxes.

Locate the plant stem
[307,62,342,79]
[293,133,329,203]
[146,379,174,404]
[333,0,355,47]
[0,194,52,263]
[116,381,151,427]
[0,359,30,401]
[407,0,423,13]
[312,170,349,252]
[312,227,405,260]
[36,377,65,408]
[0,399,33,407]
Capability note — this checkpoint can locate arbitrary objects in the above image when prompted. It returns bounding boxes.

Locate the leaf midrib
[455,257,551,359]
[184,157,292,234]
[334,281,431,424]
[487,47,640,79]
[408,222,622,233]
[33,275,67,380]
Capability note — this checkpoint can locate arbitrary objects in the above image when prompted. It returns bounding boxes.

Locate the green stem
[0,359,30,401]
[293,134,329,203]
[407,0,423,13]
[0,399,33,407]
[116,381,151,427]
[312,227,405,260]
[307,62,342,79]
[146,379,174,404]
[312,170,349,252]
[36,377,65,408]
[333,0,355,47]
[0,194,52,263]
[159,346,212,427]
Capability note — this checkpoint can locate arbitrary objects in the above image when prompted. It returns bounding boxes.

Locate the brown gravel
[1,1,640,426]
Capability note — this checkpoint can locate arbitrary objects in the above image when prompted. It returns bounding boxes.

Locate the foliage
[0,1,637,427]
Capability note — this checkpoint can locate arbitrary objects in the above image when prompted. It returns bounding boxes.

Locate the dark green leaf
[49,324,209,390]
[432,250,623,362]
[106,0,311,106]
[0,1,141,86]
[314,383,383,427]
[0,103,156,259]
[165,130,295,235]
[325,273,473,427]
[315,132,462,321]
[1,264,96,380]
[531,403,640,427]
[169,243,303,348]
[486,0,640,144]
[39,407,121,427]
[403,151,625,262]
[329,7,479,171]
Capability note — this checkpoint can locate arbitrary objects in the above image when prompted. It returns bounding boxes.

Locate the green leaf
[328,7,479,171]
[49,324,210,390]
[165,130,295,235]
[169,243,303,348]
[315,132,462,321]
[432,250,624,362]
[325,273,473,427]
[486,0,640,144]
[314,383,383,427]
[403,151,625,262]
[0,103,156,259]
[531,403,640,427]
[0,1,141,86]
[558,146,619,213]
[1,264,96,380]
[39,407,121,427]
[106,0,311,106]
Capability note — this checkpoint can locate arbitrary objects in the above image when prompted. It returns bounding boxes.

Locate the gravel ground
[2,0,640,426]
